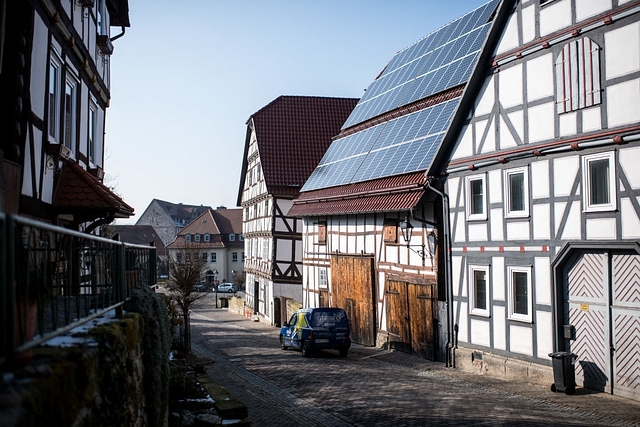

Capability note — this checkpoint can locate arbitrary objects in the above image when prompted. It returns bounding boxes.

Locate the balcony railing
[0,213,157,366]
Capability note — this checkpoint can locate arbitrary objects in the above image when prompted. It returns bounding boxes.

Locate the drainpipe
[110,27,126,42]
[425,179,455,368]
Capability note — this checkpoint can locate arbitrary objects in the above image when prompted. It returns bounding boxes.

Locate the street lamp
[213,269,219,308]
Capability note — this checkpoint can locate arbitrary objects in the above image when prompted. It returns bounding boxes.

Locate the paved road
[189,299,640,427]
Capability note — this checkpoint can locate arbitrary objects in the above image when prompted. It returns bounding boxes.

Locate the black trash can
[219,297,229,308]
[548,351,577,394]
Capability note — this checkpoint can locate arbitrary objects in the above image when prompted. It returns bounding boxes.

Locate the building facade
[135,199,211,246]
[238,96,357,326]
[431,0,640,400]
[0,0,134,229]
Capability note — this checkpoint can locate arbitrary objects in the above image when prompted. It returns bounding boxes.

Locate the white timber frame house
[429,0,640,400]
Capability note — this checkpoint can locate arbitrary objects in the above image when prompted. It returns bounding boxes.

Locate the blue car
[279,308,351,357]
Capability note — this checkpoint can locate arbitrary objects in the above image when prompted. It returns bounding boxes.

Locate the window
[469,265,490,317]
[555,37,601,113]
[504,167,529,218]
[232,252,238,262]
[466,174,487,220]
[204,234,210,242]
[195,234,201,242]
[202,253,207,261]
[239,234,243,241]
[318,221,327,245]
[48,55,62,142]
[264,200,269,214]
[63,75,78,152]
[88,100,96,164]
[229,234,235,241]
[176,253,182,262]
[383,219,398,243]
[96,0,108,35]
[241,252,245,262]
[582,152,616,212]
[185,234,191,242]
[210,252,216,263]
[508,266,532,322]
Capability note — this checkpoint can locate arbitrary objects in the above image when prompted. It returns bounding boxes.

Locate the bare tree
[166,245,207,354]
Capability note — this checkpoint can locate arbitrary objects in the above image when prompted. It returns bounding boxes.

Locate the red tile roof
[166,208,243,250]
[110,224,167,255]
[52,159,134,219]
[244,96,358,199]
[289,172,428,216]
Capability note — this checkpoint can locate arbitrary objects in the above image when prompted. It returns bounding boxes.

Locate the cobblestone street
[190,300,640,427]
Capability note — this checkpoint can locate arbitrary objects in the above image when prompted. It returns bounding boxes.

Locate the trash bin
[548,351,577,394]
[219,297,229,308]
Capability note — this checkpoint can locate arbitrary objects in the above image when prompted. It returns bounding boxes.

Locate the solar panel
[341,0,498,130]
[301,0,499,192]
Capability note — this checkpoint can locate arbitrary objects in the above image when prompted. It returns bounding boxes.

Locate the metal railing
[1,213,157,366]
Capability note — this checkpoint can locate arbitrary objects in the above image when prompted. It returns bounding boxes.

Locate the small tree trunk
[182,310,191,354]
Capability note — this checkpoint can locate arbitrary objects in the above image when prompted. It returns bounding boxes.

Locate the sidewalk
[205,307,640,427]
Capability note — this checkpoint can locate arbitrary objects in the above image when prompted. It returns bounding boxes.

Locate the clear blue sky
[106,0,490,224]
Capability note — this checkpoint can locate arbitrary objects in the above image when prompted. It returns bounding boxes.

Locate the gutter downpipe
[425,179,455,368]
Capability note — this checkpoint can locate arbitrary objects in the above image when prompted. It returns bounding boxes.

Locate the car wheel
[280,335,288,350]
[564,385,576,395]
[550,384,557,393]
[339,347,349,357]
[301,342,312,358]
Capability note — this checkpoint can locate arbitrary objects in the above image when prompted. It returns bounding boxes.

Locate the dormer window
[195,234,201,242]
[229,234,236,241]
[185,234,191,242]
[204,234,210,242]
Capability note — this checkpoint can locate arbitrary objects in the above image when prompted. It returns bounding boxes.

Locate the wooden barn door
[564,249,640,400]
[386,279,436,360]
[330,254,375,346]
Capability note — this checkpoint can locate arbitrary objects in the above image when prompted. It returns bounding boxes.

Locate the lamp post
[213,269,219,308]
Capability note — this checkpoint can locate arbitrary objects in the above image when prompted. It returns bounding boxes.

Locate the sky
[106,0,491,224]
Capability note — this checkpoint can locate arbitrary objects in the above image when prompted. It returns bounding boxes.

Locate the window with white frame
[504,167,529,218]
[195,234,201,242]
[469,265,490,317]
[239,234,243,241]
[555,37,601,114]
[63,75,78,152]
[229,234,235,241]
[88,100,97,164]
[48,55,62,143]
[185,234,191,242]
[508,266,532,322]
[466,174,487,220]
[204,234,210,242]
[582,152,616,212]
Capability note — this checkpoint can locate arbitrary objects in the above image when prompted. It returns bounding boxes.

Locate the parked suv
[279,308,351,357]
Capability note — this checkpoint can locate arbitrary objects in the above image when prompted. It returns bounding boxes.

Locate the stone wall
[0,286,171,427]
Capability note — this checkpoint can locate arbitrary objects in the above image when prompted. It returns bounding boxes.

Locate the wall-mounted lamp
[399,216,437,263]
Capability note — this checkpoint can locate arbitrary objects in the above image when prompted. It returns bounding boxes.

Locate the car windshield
[311,311,348,327]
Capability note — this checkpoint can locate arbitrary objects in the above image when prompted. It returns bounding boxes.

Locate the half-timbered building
[429,0,640,400]
[237,96,357,326]
[0,0,134,230]
[290,1,503,362]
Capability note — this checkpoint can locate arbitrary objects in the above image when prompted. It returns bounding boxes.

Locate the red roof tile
[52,160,134,218]
[247,96,358,197]
[289,172,428,216]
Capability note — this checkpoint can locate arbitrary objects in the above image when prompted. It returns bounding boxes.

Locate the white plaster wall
[621,198,640,239]
[454,212,467,243]
[536,311,554,359]
[457,302,469,343]
[620,146,640,188]
[475,76,494,116]
[468,223,488,242]
[506,221,530,241]
[532,204,551,240]
[539,0,572,37]
[509,324,533,355]
[556,201,582,240]
[534,257,552,305]
[452,256,464,297]
[471,319,491,347]
[582,107,602,133]
[604,21,639,80]
[493,306,506,350]
[492,256,505,301]
[528,102,555,143]
[586,218,617,240]
[553,156,579,197]
[526,53,554,102]
[607,79,640,128]
[521,4,536,44]
[452,125,474,160]
[489,169,502,204]
[576,0,612,21]
[490,208,505,241]
[499,64,523,109]
[531,160,550,199]
[559,111,577,136]
[495,10,519,55]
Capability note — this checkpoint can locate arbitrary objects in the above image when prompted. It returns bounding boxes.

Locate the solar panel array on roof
[301,0,498,192]
[342,0,499,130]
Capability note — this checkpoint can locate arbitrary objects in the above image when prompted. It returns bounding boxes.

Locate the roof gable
[241,96,358,199]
